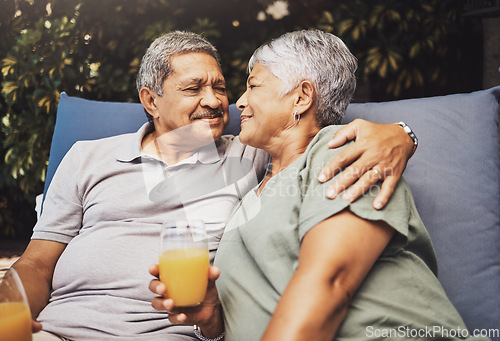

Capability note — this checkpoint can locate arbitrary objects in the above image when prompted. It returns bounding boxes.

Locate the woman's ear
[139,87,159,119]
[294,80,315,115]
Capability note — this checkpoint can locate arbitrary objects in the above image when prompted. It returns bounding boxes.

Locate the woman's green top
[215,125,473,341]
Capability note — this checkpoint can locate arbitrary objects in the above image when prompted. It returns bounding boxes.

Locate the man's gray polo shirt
[33,123,269,340]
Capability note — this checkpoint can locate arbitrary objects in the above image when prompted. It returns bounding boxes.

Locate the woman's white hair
[248,29,357,127]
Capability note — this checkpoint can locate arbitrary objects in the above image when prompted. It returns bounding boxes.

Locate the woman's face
[236,63,296,150]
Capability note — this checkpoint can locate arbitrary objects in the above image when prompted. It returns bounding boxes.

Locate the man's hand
[318,119,415,209]
[149,264,224,338]
[32,320,42,333]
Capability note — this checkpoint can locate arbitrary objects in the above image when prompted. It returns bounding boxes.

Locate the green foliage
[2,16,88,190]
[310,0,482,98]
[0,0,265,237]
[0,0,483,237]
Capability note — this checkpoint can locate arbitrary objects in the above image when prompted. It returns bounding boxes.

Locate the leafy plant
[0,0,263,237]
[0,0,483,238]
[312,0,482,99]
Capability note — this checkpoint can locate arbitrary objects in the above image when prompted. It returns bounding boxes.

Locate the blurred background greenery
[0,0,490,238]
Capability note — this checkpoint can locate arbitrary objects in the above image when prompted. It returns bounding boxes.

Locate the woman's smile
[240,114,252,126]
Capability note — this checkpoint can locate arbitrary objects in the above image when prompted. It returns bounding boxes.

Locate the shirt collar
[115,122,153,162]
[192,139,223,165]
[115,122,223,165]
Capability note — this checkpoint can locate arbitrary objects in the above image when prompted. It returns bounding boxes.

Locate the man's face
[153,52,230,143]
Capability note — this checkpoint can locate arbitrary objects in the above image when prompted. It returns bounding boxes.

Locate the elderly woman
[150,30,474,341]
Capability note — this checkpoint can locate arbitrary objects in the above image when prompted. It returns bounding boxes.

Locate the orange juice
[0,301,32,341]
[159,247,209,307]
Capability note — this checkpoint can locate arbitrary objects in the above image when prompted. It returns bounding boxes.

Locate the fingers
[32,320,43,333]
[331,165,383,202]
[320,120,413,211]
[151,297,189,325]
[208,266,220,282]
[149,277,166,295]
[325,166,399,210]
[151,296,173,311]
[150,277,169,313]
[149,265,223,329]
[326,120,361,149]
[148,263,165,298]
[149,264,159,277]
[338,167,383,203]
[150,265,220,315]
[373,176,399,210]
[151,293,192,318]
[318,144,363,183]
[168,312,188,324]
[323,156,366,199]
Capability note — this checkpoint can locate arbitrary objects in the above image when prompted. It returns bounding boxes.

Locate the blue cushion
[45,88,500,336]
[44,93,146,196]
[342,87,500,335]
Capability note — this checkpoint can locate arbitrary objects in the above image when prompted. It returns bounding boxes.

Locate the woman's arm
[261,209,394,341]
[12,240,66,318]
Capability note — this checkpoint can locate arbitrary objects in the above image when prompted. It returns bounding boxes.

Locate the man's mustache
[191,110,224,120]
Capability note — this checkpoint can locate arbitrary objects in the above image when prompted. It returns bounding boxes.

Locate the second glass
[159,220,209,307]
[0,268,32,341]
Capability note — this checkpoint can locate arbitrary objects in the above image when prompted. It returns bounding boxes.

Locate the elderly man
[13,31,415,340]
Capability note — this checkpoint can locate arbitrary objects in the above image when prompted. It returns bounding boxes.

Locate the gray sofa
[41,87,500,339]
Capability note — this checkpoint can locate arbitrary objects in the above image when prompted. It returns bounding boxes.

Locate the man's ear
[294,80,315,115]
[139,87,159,119]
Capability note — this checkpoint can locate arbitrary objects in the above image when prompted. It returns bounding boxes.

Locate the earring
[293,111,301,124]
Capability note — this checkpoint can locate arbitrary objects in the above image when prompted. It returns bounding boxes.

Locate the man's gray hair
[248,30,358,127]
[136,31,220,123]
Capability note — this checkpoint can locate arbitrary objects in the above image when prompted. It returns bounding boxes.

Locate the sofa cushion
[342,87,500,334]
[43,93,147,197]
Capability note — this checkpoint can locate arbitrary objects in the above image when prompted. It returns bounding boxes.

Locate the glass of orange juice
[159,220,210,307]
[0,268,32,341]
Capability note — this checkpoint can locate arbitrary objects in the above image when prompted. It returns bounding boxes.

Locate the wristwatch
[398,121,418,154]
